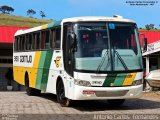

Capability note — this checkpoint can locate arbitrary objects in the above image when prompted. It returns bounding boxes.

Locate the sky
[0,0,160,28]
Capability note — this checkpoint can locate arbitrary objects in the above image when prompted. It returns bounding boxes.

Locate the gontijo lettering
[14,55,32,63]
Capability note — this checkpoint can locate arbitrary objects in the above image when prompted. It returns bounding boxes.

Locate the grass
[0,14,53,27]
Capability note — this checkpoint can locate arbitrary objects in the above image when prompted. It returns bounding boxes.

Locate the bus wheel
[107,99,125,106]
[57,80,71,107]
[25,74,41,96]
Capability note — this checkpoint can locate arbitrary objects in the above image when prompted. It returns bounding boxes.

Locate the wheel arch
[56,76,63,91]
[56,75,67,96]
[24,71,29,87]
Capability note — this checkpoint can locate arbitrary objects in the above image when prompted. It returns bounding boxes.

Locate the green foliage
[0,5,14,14]
[40,11,46,19]
[138,29,160,31]
[27,9,36,18]
[145,24,155,30]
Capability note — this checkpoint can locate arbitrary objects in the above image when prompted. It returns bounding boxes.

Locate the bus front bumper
[72,84,143,100]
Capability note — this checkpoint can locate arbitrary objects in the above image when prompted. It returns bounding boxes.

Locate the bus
[13,16,143,107]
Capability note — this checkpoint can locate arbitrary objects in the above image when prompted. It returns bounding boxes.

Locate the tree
[27,9,36,17]
[7,6,14,14]
[145,24,155,30]
[40,11,46,19]
[0,5,14,14]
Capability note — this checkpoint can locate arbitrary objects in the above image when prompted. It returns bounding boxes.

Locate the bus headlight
[74,79,91,87]
[132,79,143,86]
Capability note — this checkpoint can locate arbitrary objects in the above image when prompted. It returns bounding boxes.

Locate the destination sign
[78,26,107,30]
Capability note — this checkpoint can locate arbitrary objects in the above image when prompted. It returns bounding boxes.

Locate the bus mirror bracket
[70,32,77,52]
[143,37,147,52]
[140,33,147,53]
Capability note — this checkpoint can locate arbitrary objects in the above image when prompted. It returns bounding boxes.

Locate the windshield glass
[74,22,143,72]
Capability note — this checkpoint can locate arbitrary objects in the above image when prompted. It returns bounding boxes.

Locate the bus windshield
[74,22,143,72]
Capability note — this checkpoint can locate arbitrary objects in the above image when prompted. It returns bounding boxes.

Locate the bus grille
[95,90,129,97]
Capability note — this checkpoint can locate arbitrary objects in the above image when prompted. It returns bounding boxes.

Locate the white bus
[13,16,143,106]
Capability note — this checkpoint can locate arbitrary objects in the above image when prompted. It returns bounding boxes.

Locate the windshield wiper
[96,50,110,73]
[95,48,128,73]
[113,49,128,70]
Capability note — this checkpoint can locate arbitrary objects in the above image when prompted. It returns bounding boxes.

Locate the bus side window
[26,34,29,50]
[17,36,21,51]
[41,31,45,49]
[32,33,36,50]
[50,29,55,49]
[36,32,41,50]
[26,34,32,50]
[18,36,21,51]
[45,30,50,49]
[21,36,25,51]
[29,34,33,50]
[14,36,18,51]
[55,27,61,49]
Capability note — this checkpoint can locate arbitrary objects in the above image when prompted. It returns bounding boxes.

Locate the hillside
[0,14,53,27]
[1,14,159,31]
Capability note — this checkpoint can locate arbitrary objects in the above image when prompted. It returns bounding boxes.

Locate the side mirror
[143,38,147,52]
[71,32,77,52]
[68,32,77,52]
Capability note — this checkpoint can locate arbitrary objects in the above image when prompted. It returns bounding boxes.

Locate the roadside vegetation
[139,24,160,31]
[0,14,52,27]
[0,5,52,27]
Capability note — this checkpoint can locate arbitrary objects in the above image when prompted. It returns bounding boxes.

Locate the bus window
[36,32,41,50]
[24,35,26,50]
[50,29,55,49]
[45,30,50,49]
[21,36,25,51]
[32,33,36,50]
[14,37,18,51]
[55,27,61,49]
[41,30,51,50]
[26,34,32,50]
[26,34,29,50]
[29,34,33,50]
[41,31,45,49]
[17,36,21,51]
[18,36,21,51]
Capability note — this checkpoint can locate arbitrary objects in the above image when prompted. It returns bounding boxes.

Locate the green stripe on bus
[103,74,117,86]
[40,50,53,91]
[36,51,47,89]
[113,73,127,86]
[47,21,62,28]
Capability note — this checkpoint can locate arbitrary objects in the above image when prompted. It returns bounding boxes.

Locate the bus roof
[62,16,135,23]
[15,20,61,36]
[15,16,135,36]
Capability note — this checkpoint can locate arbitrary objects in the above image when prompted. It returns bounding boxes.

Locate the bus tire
[107,99,125,106]
[57,80,71,107]
[25,73,41,96]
